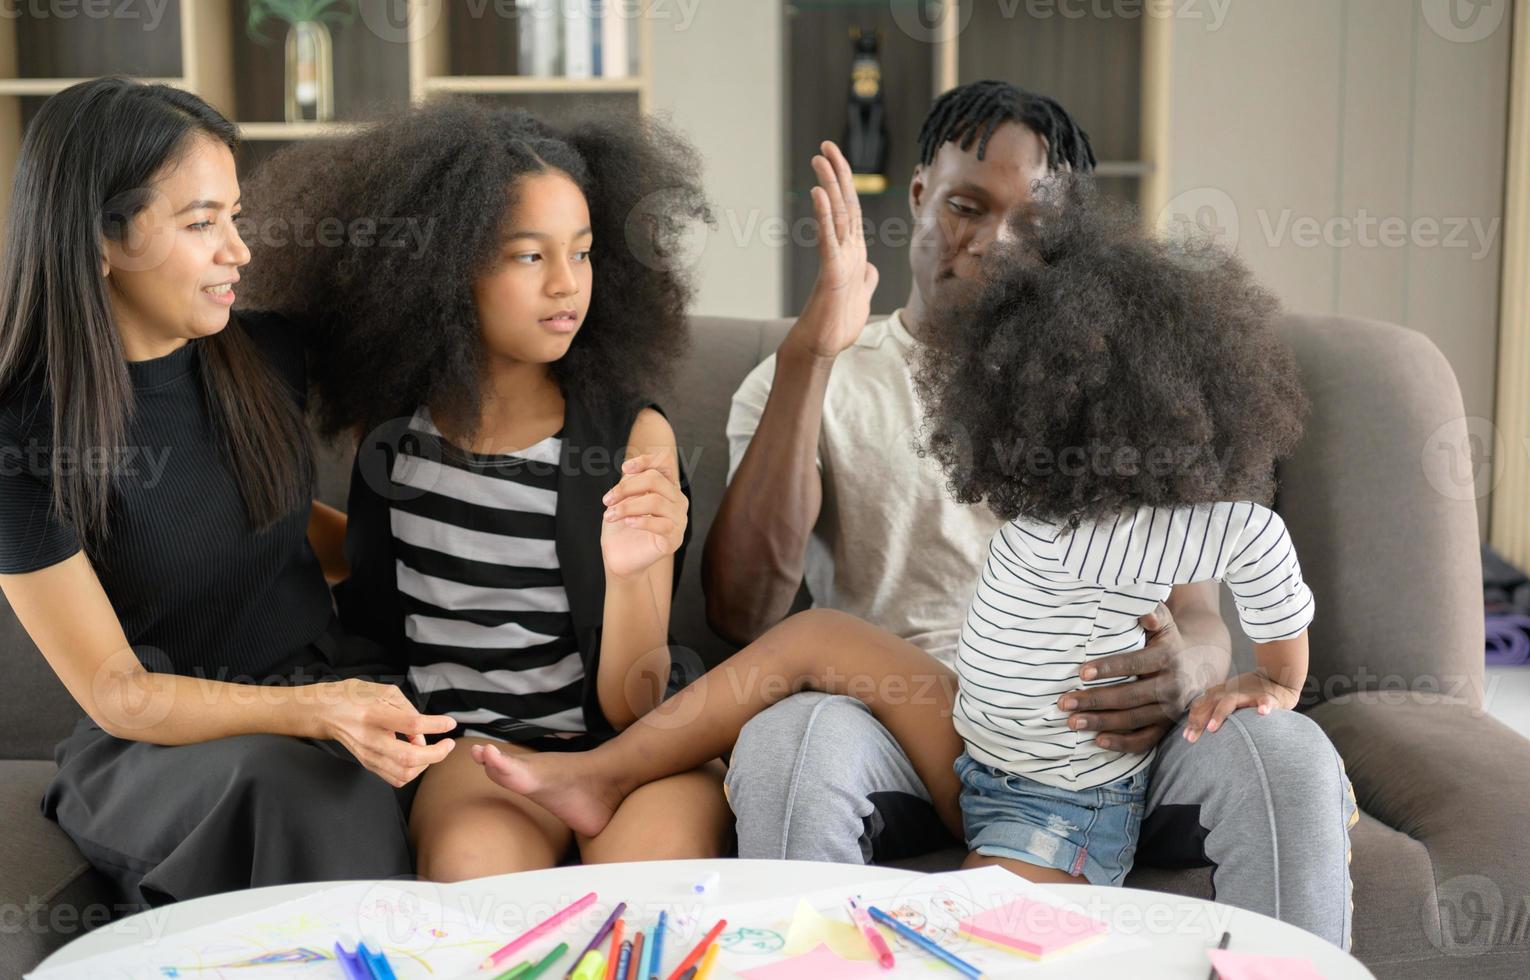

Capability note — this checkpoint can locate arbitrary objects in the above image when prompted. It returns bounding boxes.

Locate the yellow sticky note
[782,900,876,961]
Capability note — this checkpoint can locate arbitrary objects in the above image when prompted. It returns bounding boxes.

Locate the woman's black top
[0,313,332,681]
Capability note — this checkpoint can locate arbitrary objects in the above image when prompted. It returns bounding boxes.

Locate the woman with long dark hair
[0,77,455,906]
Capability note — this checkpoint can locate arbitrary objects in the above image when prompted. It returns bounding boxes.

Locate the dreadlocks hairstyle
[917,79,1097,173]
[238,98,710,441]
[914,174,1307,529]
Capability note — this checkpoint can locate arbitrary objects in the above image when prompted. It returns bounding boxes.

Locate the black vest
[333,394,690,740]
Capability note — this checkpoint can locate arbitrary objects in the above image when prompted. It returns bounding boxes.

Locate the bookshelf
[0,0,654,215]
[784,0,1171,312]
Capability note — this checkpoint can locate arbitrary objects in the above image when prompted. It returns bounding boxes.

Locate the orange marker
[605,919,626,980]
[664,920,726,980]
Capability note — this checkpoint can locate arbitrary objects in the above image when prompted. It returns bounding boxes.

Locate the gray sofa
[3,312,1529,978]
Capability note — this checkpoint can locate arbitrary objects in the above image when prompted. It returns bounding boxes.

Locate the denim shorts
[955,753,1149,886]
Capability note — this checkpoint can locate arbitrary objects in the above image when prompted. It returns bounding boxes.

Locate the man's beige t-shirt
[725,309,1003,667]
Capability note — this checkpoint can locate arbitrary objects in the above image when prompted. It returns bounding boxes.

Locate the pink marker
[847,897,896,970]
[480,891,599,971]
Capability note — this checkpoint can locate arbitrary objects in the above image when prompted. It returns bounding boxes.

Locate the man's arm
[702,349,832,645]
[1058,580,1233,753]
[701,141,879,646]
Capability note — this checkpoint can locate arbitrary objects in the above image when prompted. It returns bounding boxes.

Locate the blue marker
[359,940,398,980]
[332,941,372,980]
[648,911,667,979]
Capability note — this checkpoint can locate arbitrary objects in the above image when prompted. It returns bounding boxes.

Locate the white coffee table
[37,859,1373,978]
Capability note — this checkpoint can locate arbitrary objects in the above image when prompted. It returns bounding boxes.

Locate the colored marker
[693,944,721,980]
[359,940,399,980]
[847,897,896,969]
[572,950,607,980]
[613,939,634,980]
[626,932,645,980]
[567,902,627,979]
[866,906,985,979]
[648,912,667,979]
[605,920,626,980]
[512,942,570,980]
[664,919,726,980]
[333,942,371,980]
[691,872,720,897]
[1206,930,1231,980]
[481,893,599,971]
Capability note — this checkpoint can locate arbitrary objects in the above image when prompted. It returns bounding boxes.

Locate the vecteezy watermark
[0,897,171,941]
[235,213,436,260]
[358,421,707,502]
[1422,415,1505,502]
[892,0,1231,43]
[1421,0,1506,44]
[0,0,172,31]
[1156,186,1240,271]
[890,0,974,43]
[1259,209,1500,261]
[1430,874,1507,955]
[0,441,171,489]
[360,0,700,45]
[1000,0,1231,30]
[1156,187,1501,266]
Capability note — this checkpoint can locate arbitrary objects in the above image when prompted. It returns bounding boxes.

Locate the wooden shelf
[1094,160,1157,179]
[238,121,367,141]
[0,77,181,96]
[423,75,643,96]
[0,0,655,215]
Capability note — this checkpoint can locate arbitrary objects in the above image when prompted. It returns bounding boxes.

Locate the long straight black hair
[0,77,313,548]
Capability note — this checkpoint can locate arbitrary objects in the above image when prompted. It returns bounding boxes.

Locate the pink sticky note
[737,942,887,980]
[959,897,1108,959]
[1207,949,1326,980]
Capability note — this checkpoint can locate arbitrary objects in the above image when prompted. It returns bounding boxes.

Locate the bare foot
[470,744,624,838]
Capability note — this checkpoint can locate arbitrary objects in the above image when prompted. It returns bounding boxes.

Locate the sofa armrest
[1309,693,1530,959]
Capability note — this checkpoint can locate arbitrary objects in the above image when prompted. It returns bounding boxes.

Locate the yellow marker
[571,949,607,980]
[694,944,721,980]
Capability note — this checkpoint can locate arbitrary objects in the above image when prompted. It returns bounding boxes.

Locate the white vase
[285,20,335,123]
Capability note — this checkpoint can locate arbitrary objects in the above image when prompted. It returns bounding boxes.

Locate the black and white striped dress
[387,408,588,745]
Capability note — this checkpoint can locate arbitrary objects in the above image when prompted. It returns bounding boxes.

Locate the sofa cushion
[0,760,117,975]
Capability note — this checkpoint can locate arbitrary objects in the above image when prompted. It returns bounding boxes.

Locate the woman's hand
[1182,670,1302,743]
[317,679,458,787]
[600,451,689,580]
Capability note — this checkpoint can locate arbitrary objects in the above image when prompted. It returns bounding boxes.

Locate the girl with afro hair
[236,98,730,878]
[463,172,1319,893]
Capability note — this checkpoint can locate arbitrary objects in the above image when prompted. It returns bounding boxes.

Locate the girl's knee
[417,823,563,881]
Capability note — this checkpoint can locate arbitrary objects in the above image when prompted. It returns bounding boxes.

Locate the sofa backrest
[0,311,1486,759]
[1250,314,1485,706]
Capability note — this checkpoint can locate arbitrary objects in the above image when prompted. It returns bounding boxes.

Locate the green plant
[246,0,354,44]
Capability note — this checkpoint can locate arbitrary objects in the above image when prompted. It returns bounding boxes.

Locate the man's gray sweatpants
[724,692,1357,949]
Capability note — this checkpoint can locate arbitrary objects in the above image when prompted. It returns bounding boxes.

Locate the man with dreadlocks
[703,80,1355,947]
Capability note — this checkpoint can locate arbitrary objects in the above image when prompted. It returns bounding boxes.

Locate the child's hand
[600,451,689,580]
[1182,671,1301,742]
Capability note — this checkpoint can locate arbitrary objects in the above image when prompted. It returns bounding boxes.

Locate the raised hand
[787,140,881,360]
